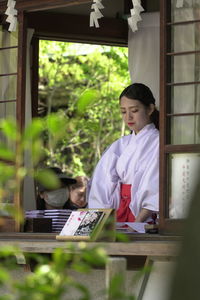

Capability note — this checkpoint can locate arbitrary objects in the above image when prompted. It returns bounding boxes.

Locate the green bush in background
[39,41,130,177]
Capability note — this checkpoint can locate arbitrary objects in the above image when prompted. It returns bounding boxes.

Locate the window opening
[38,40,130,178]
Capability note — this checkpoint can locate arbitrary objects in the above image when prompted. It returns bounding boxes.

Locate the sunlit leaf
[46,113,66,135]
[17,167,27,179]
[77,89,100,114]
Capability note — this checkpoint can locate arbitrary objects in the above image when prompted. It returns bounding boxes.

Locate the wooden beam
[0,0,91,13]
[17,0,91,12]
[27,12,128,46]
[16,11,27,232]
[17,11,27,132]
[0,239,180,257]
[31,36,39,118]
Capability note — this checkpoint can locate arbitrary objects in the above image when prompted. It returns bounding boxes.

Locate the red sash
[116,184,135,222]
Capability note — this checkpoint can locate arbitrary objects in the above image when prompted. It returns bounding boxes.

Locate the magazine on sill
[56,208,115,241]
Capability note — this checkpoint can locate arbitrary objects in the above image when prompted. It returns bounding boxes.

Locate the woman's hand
[135,208,153,222]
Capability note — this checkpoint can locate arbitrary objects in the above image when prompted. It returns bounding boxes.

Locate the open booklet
[56,209,115,241]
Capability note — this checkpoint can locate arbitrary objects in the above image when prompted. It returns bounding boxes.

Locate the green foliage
[77,89,100,114]
[39,41,131,176]
[0,242,149,299]
[0,41,144,300]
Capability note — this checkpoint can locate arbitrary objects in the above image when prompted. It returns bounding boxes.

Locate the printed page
[74,210,105,236]
[59,211,87,236]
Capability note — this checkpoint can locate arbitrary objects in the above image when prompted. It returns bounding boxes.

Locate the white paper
[7,0,14,6]
[125,222,147,233]
[128,17,138,32]
[89,0,104,28]
[176,0,184,8]
[132,11,142,22]
[90,11,100,28]
[128,0,144,33]
[133,0,140,6]
[8,0,16,8]
[92,6,103,18]
[92,1,104,9]
[8,17,17,32]
[5,6,17,16]
[59,211,86,236]
[116,222,147,233]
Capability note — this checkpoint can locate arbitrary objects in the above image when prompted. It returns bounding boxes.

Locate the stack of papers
[44,210,72,233]
[25,210,45,218]
[25,209,72,233]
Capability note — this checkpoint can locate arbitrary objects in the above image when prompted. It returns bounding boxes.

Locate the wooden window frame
[2,0,193,237]
[159,0,200,235]
[0,0,129,236]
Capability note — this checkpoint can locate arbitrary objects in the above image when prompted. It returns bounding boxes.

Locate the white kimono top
[87,123,159,218]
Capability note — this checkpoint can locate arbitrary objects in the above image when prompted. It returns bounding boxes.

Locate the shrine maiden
[87,83,159,222]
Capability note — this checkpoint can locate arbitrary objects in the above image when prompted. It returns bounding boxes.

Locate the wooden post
[105,257,127,300]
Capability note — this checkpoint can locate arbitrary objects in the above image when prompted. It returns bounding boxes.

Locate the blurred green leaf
[34,169,60,190]
[77,89,100,114]
[0,267,10,284]
[0,119,19,141]
[0,144,15,161]
[22,118,44,144]
[115,232,130,242]
[0,163,15,184]
[5,205,24,223]
[0,245,20,257]
[31,139,45,165]
[46,113,66,136]
[72,261,91,273]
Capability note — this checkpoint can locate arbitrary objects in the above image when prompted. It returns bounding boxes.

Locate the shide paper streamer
[5,0,17,32]
[90,0,104,28]
[127,0,144,32]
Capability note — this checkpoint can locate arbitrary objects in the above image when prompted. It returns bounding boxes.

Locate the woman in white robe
[87,83,159,222]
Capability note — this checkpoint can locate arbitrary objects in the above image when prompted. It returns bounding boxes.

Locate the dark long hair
[119,83,159,130]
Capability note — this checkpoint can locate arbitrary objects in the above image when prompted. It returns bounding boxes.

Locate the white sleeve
[87,147,121,210]
[130,137,159,217]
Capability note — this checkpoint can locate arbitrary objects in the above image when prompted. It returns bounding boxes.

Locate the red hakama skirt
[116,184,135,222]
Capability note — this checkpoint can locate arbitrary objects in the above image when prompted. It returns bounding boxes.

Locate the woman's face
[120,96,154,133]
[69,187,87,208]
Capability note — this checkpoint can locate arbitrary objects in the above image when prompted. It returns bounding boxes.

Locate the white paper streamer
[90,0,104,28]
[5,0,17,32]
[176,0,184,8]
[128,0,144,33]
